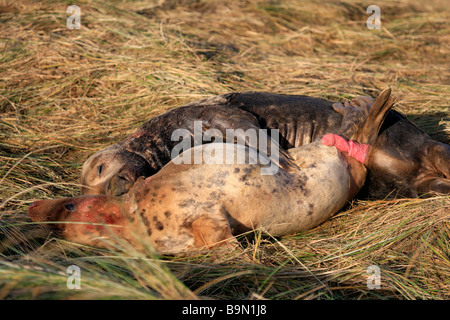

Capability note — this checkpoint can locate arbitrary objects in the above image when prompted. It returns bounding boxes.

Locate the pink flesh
[321,133,369,164]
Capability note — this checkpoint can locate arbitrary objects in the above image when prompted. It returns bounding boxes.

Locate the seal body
[31,142,365,254]
[30,90,395,254]
[81,92,450,198]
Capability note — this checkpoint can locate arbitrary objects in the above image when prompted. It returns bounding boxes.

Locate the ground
[0,0,449,299]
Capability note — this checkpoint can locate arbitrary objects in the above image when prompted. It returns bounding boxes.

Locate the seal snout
[28,200,41,211]
[28,200,47,222]
[28,198,78,224]
[28,200,41,216]
[105,170,139,196]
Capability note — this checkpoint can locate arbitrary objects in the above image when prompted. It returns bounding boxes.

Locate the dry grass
[0,0,449,299]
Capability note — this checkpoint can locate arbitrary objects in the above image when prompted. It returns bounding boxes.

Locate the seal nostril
[29,201,40,210]
[64,203,75,211]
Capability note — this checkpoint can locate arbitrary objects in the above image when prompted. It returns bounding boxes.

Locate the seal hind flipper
[358,88,395,144]
[332,95,374,140]
[333,88,395,145]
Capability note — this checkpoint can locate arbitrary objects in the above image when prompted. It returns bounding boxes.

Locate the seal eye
[98,164,104,176]
[64,203,75,211]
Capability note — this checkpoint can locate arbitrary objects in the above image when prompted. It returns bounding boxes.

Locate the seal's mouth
[104,151,154,196]
[106,172,135,196]
[28,198,70,234]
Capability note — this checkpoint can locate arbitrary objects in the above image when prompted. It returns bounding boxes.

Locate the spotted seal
[80,91,449,198]
[28,89,395,254]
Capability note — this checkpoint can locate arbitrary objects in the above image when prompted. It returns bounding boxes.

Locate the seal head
[80,145,154,196]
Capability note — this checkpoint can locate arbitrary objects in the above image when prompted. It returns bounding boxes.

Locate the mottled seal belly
[153,142,355,238]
